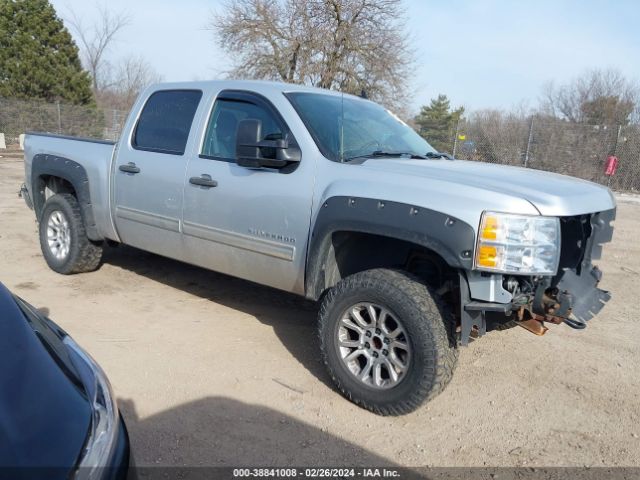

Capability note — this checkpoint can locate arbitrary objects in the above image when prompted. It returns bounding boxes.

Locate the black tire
[319,268,458,416]
[39,193,103,274]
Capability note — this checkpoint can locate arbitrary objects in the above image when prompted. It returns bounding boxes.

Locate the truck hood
[360,158,616,216]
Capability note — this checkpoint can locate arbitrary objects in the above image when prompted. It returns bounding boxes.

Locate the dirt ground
[1,157,639,469]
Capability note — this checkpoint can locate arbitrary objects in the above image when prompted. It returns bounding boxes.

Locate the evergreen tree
[0,0,93,104]
[414,95,464,153]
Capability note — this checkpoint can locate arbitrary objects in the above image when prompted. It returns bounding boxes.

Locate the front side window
[201,98,285,160]
[286,92,436,162]
[133,90,202,155]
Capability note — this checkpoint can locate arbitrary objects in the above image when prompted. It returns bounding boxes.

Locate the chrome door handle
[119,162,140,174]
[189,174,218,188]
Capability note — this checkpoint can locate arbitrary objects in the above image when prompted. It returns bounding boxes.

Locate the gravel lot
[1,157,639,469]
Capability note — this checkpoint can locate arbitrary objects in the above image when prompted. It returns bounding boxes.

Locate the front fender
[304,196,476,300]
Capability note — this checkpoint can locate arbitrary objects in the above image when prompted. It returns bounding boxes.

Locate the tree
[540,69,639,125]
[210,0,414,112]
[98,55,163,111]
[65,4,130,93]
[0,0,93,104]
[64,5,161,111]
[414,94,464,153]
[459,109,531,166]
[580,95,635,126]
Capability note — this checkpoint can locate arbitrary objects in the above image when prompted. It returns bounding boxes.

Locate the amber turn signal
[477,245,499,268]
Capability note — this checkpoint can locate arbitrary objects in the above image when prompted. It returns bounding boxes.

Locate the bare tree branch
[209,0,414,113]
[109,55,163,110]
[540,68,639,125]
[66,4,131,92]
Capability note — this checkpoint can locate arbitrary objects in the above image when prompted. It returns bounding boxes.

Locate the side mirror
[235,119,301,169]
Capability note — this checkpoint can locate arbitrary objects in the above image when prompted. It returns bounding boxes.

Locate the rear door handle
[189,174,218,188]
[119,162,140,174]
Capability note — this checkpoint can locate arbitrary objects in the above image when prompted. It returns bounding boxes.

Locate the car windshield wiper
[424,151,453,160]
[343,151,427,162]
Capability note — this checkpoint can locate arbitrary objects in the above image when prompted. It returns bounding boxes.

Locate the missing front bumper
[458,208,614,345]
[459,265,612,345]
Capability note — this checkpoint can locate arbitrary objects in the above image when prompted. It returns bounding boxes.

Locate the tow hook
[515,307,549,336]
[517,318,549,336]
[516,299,588,335]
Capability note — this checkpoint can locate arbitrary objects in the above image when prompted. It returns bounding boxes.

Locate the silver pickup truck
[21,80,615,415]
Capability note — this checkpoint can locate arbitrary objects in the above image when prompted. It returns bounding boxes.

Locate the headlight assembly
[64,336,119,480]
[474,211,560,275]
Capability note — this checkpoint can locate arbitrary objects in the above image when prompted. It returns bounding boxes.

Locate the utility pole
[452,119,460,158]
[613,124,622,154]
[56,102,62,134]
[608,124,623,188]
[523,116,534,168]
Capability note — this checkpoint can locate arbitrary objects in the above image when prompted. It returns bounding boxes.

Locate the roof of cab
[145,79,362,100]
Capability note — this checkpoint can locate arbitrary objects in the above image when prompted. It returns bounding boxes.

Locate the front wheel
[318,269,457,416]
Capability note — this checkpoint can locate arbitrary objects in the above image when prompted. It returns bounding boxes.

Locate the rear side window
[133,90,202,155]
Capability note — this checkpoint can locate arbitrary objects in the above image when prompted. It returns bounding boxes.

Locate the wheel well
[33,175,75,218]
[33,175,76,220]
[40,175,76,200]
[315,231,457,299]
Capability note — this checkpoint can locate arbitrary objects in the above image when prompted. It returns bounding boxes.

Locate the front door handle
[189,174,218,188]
[119,162,140,174]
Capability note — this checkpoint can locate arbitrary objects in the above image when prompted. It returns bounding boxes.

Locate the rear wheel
[318,268,458,416]
[39,194,103,274]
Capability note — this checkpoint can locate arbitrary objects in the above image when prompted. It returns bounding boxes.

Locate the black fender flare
[304,196,476,300]
[31,154,102,241]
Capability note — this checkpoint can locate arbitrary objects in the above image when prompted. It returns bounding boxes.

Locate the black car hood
[0,283,91,472]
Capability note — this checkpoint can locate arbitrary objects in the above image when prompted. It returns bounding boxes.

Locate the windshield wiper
[344,151,427,162]
[425,151,453,160]
[343,150,454,162]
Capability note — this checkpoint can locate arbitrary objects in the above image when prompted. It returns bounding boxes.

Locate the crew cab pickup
[21,80,616,415]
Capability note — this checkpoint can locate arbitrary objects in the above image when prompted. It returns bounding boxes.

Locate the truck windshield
[286,92,436,162]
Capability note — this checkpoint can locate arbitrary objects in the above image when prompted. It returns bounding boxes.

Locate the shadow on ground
[119,396,397,469]
[102,245,331,387]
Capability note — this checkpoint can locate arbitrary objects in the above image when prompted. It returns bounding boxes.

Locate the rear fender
[31,154,101,241]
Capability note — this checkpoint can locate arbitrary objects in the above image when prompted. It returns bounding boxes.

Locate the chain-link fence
[0,97,127,146]
[2,96,640,192]
[447,115,640,192]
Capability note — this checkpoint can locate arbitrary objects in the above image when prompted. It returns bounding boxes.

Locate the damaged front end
[459,208,615,345]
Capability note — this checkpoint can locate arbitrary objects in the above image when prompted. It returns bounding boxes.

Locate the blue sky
[49,0,640,113]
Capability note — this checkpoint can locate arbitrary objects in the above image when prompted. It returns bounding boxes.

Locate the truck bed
[23,132,118,241]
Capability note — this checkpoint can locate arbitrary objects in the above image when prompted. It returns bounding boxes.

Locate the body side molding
[115,206,181,233]
[183,221,296,261]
